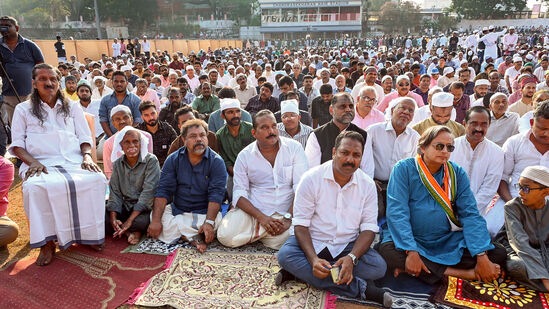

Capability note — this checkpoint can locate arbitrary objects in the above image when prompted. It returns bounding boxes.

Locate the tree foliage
[378,1,421,34]
[450,0,527,19]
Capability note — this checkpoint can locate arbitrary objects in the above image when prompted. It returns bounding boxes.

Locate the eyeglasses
[361,96,377,102]
[431,143,455,152]
[514,184,546,194]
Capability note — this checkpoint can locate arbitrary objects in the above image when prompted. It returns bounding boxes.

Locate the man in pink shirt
[133,78,161,111]
[376,75,424,113]
[102,105,153,179]
[0,156,19,249]
[352,86,385,130]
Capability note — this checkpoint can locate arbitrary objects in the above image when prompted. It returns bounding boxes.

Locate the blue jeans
[277,236,387,299]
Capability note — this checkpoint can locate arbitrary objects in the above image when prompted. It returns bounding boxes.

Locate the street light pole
[94,0,102,39]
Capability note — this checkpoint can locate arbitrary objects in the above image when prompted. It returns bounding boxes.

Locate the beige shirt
[508,99,533,117]
[412,117,465,137]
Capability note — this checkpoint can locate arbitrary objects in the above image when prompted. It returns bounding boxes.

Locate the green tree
[450,0,527,19]
[378,1,421,34]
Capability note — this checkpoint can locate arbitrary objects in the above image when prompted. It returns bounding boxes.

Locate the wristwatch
[477,251,487,257]
[348,253,358,265]
[204,219,215,228]
[283,213,292,220]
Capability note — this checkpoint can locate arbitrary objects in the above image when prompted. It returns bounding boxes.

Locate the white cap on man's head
[431,92,454,107]
[280,99,300,115]
[220,98,241,112]
[474,79,490,87]
[120,65,132,72]
[110,105,132,119]
[443,67,454,76]
[513,56,523,63]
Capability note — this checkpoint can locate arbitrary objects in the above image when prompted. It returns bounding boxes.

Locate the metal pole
[94,0,102,39]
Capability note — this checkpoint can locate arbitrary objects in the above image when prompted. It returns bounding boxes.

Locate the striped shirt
[277,122,313,149]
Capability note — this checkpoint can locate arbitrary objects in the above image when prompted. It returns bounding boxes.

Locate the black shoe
[275,269,296,286]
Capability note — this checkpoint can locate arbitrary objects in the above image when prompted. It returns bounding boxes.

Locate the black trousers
[105,207,151,236]
[378,241,507,285]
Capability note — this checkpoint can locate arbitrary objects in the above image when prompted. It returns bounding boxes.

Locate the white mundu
[9,99,107,249]
[217,137,308,249]
[450,136,503,236]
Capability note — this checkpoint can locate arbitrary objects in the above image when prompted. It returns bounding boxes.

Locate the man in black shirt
[54,36,66,62]
[137,101,177,166]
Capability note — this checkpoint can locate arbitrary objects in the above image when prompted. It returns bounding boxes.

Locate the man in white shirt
[451,106,504,237]
[351,67,384,103]
[534,57,548,84]
[469,79,490,107]
[217,110,308,249]
[537,70,549,92]
[367,97,419,220]
[277,131,391,307]
[313,68,336,91]
[233,73,257,109]
[184,65,200,92]
[485,93,519,147]
[502,26,518,55]
[112,39,121,58]
[504,57,523,93]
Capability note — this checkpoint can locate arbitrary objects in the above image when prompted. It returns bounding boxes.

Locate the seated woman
[107,126,160,244]
[379,125,506,284]
[504,166,549,291]
[0,156,19,250]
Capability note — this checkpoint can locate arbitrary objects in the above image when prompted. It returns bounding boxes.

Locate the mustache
[473,130,484,134]
[342,162,355,168]
[267,134,277,138]
[193,142,205,148]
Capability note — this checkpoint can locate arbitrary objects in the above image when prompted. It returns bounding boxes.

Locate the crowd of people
[2,13,549,306]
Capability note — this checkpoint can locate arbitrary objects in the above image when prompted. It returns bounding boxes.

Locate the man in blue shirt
[0,16,44,126]
[148,119,227,253]
[99,71,142,138]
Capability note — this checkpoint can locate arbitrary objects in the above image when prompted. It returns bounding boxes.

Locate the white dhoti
[483,197,505,238]
[217,209,289,250]
[23,165,107,249]
[484,45,498,61]
[158,204,222,244]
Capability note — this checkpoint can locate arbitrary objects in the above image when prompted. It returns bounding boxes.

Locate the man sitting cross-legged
[107,126,160,245]
[148,119,227,253]
[277,131,391,307]
[217,110,308,249]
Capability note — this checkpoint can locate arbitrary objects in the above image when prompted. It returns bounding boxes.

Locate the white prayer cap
[509,26,515,30]
[474,79,490,87]
[120,65,132,72]
[431,92,454,107]
[227,65,236,70]
[460,59,468,66]
[112,126,149,164]
[220,98,240,112]
[185,65,194,71]
[395,75,410,85]
[525,54,534,61]
[482,27,488,31]
[280,99,300,115]
[489,92,508,103]
[443,67,454,76]
[520,166,549,187]
[472,55,479,61]
[388,96,416,111]
[488,25,495,30]
[513,56,523,63]
[381,75,393,82]
[473,29,479,34]
[110,105,132,119]
[93,75,107,83]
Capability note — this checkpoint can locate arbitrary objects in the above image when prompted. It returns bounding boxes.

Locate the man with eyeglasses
[413,92,465,137]
[377,75,424,113]
[451,106,504,237]
[352,86,385,130]
[351,67,384,104]
[276,99,313,149]
[496,101,549,235]
[367,97,419,223]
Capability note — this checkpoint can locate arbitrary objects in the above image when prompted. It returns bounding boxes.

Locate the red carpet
[0,237,166,309]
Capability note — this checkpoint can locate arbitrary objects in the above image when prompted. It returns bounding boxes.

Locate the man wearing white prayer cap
[503,165,549,291]
[437,67,456,88]
[217,109,308,249]
[216,98,255,203]
[470,79,490,107]
[107,126,160,245]
[277,99,314,149]
[413,92,465,136]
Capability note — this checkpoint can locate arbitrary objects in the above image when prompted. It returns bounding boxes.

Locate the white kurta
[479,29,507,60]
[9,99,107,249]
[450,137,503,218]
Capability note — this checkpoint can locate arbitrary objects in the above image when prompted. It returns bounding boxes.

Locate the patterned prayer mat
[126,247,337,308]
[0,237,165,309]
[433,276,549,309]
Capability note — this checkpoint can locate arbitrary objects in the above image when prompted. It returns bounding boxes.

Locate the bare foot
[127,232,142,245]
[90,243,105,251]
[189,235,207,253]
[36,241,56,266]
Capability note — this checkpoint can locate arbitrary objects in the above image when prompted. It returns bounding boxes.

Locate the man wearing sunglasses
[451,106,504,237]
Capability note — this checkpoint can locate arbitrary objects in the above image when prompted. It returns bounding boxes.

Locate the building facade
[258,0,362,39]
